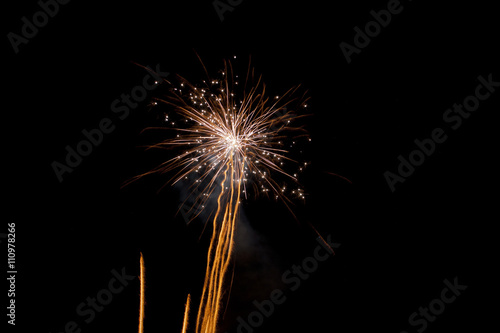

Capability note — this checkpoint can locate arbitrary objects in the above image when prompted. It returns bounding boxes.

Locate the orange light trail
[181,294,191,333]
[195,156,243,333]
[139,252,145,333]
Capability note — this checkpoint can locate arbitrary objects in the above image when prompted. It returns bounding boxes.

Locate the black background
[3,0,498,332]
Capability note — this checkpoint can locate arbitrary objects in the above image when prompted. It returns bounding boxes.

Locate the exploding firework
[131,56,311,333]
[128,56,311,211]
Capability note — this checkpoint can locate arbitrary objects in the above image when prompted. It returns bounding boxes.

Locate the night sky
[4,1,498,332]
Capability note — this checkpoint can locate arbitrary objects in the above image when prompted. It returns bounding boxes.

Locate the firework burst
[130,56,311,333]
[128,56,311,214]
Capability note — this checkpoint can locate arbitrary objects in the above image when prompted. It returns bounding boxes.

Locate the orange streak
[139,252,145,333]
[181,294,191,333]
[195,156,244,333]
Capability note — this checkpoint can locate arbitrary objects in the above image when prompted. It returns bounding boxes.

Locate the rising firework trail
[129,56,310,333]
[181,294,191,333]
[138,253,145,333]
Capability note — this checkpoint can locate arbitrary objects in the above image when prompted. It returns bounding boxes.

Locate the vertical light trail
[181,294,191,333]
[195,161,230,333]
[195,157,244,333]
[139,252,145,333]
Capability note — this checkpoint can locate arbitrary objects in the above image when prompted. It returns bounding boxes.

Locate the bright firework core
[224,134,241,151]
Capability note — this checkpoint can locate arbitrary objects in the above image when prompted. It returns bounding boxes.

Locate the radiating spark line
[325,171,352,184]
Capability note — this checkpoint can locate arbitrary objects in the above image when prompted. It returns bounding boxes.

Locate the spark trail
[139,253,145,333]
[196,156,243,333]
[181,294,191,333]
